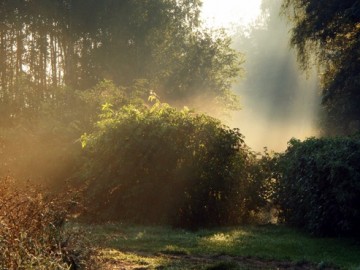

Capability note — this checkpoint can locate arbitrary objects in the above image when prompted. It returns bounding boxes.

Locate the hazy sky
[200,0,262,29]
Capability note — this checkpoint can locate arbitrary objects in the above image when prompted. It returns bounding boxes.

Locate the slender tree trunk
[0,30,7,103]
[50,32,58,88]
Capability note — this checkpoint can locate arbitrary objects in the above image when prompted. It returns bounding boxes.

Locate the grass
[78,223,360,269]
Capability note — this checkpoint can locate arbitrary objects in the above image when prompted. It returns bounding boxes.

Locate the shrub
[275,137,360,236]
[0,177,94,269]
[79,100,268,228]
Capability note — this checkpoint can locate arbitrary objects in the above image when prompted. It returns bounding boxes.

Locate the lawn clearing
[76,223,360,269]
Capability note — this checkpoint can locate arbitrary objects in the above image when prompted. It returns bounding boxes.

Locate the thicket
[0,177,95,269]
[78,98,270,228]
[78,103,360,236]
[275,136,360,236]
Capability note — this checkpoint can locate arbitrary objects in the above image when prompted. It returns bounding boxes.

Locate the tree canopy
[282,0,360,134]
[0,0,242,126]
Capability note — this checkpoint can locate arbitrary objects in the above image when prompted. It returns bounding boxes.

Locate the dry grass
[0,177,96,269]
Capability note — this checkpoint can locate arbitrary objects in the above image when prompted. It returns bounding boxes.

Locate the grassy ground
[76,223,360,269]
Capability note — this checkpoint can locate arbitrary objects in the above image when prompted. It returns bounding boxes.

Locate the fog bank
[230,0,320,152]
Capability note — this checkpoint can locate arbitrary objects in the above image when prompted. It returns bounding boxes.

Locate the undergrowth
[0,177,96,269]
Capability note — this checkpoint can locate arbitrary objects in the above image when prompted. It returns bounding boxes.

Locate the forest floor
[75,223,360,270]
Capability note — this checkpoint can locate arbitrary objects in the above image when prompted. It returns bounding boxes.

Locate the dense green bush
[275,137,360,236]
[79,99,268,228]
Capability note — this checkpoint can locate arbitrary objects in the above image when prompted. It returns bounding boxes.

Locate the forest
[0,0,359,269]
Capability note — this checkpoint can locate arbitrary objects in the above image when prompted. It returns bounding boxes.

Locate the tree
[0,0,242,125]
[282,0,360,134]
[0,1,243,184]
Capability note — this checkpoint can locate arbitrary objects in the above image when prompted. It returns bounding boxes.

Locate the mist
[229,0,320,152]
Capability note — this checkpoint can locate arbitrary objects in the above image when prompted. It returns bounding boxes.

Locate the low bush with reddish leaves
[0,177,95,269]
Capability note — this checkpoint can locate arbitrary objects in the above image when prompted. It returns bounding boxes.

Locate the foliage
[0,0,242,125]
[0,177,95,269]
[274,136,360,236]
[157,29,243,113]
[282,0,360,134]
[0,0,243,213]
[79,99,267,228]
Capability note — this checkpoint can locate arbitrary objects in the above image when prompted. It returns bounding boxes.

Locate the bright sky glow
[200,0,262,30]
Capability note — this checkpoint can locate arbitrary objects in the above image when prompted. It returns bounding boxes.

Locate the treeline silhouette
[0,0,241,127]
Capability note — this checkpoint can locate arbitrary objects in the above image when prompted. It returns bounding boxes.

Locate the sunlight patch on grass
[202,230,251,247]
[98,248,168,268]
[161,245,190,255]
[135,231,145,240]
[207,233,233,243]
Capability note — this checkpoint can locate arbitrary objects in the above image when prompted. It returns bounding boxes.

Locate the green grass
[77,223,360,269]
